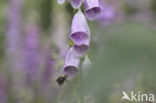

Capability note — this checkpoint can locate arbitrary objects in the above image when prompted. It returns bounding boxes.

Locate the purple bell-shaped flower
[84,0,101,20]
[70,9,90,45]
[61,47,80,79]
[70,9,90,55]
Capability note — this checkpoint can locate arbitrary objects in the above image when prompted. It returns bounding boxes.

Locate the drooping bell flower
[57,0,83,9]
[61,47,80,79]
[70,9,90,45]
[84,0,101,20]
[73,38,90,56]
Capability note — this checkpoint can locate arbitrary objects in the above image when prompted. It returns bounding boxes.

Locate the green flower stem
[79,56,85,103]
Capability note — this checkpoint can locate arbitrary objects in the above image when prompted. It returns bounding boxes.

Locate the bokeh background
[0,0,156,103]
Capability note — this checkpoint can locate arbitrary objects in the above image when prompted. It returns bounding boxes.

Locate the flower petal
[84,0,101,20]
[61,48,80,78]
[70,9,90,45]
[73,38,90,56]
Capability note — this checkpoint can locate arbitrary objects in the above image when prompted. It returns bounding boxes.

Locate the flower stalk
[57,0,100,83]
[79,56,85,103]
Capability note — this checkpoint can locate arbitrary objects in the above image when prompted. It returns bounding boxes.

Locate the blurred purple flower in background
[42,48,55,88]
[41,48,55,101]
[95,0,117,26]
[6,0,24,71]
[0,76,6,103]
[61,48,80,79]
[84,0,101,20]
[96,5,116,26]
[6,0,29,102]
[24,24,41,82]
[98,6,116,21]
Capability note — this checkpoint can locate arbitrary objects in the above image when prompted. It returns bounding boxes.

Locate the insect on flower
[56,75,67,85]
